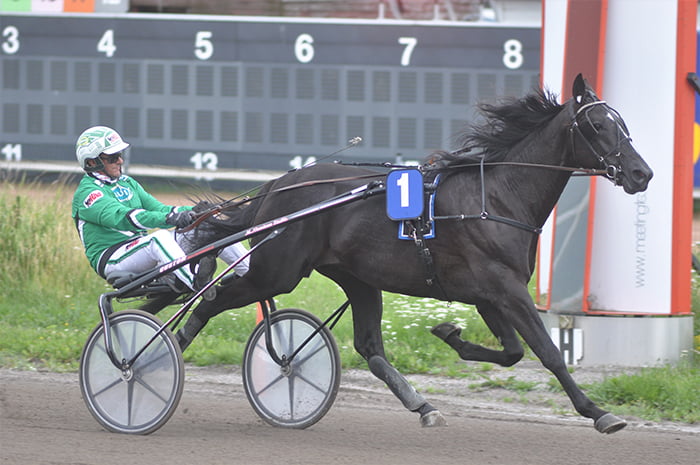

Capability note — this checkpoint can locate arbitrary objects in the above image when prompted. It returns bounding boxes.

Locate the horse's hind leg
[173,272,282,351]
[319,268,447,427]
[432,302,524,367]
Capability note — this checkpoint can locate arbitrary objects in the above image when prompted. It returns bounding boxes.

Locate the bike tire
[79,309,184,435]
[242,308,341,429]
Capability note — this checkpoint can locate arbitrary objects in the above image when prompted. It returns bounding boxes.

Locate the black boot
[176,314,205,352]
[194,255,217,301]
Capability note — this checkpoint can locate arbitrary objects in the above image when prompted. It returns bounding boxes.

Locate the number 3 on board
[386,169,423,220]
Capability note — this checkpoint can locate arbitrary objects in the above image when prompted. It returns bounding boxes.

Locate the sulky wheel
[79,309,184,435]
[242,308,341,429]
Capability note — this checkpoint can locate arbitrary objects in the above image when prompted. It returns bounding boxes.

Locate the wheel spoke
[291,338,325,365]
[287,320,296,354]
[253,370,285,397]
[129,322,139,358]
[137,347,170,371]
[243,309,340,429]
[287,373,296,419]
[291,371,329,396]
[112,324,131,361]
[90,377,123,398]
[80,310,184,435]
[133,373,170,404]
[126,377,135,426]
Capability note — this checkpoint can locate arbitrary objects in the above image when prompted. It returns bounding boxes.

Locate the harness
[190,96,628,295]
[386,97,630,292]
[397,173,441,289]
[393,156,544,298]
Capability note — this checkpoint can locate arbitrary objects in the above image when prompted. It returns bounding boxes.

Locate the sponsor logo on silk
[125,239,141,251]
[83,190,103,208]
[112,185,133,202]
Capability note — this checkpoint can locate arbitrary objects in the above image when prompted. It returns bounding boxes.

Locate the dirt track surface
[1,363,698,465]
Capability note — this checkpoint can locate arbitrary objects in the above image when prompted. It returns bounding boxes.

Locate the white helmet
[75,126,130,172]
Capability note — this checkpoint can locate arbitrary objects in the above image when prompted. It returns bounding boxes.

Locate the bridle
[569,98,631,186]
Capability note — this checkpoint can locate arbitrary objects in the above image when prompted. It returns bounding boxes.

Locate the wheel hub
[120,363,133,382]
[280,363,292,377]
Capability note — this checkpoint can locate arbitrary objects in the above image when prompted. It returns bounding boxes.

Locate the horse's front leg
[498,286,626,434]
[432,302,525,367]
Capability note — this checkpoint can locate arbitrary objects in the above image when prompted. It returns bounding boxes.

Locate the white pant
[177,229,250,276]
[216,241,250,275]
[103,229,250,289]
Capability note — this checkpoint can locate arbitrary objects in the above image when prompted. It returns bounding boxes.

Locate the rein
[179,172,384,232]
[185,158,610,235]
[180,137,372,232]
[423,160,608,177]
[185,97,621,236]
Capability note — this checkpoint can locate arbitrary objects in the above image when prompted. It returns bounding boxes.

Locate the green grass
[468,375,540,393]
[155,273,499,376]
[588,362,700,424]
[1,178,699,425]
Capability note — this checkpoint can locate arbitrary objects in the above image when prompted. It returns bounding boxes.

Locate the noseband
[569,99,631,186]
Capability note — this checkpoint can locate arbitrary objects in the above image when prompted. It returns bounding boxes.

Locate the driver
[71,125,249,300]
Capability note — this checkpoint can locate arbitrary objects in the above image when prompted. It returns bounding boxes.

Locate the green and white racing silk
[71,173,190,273]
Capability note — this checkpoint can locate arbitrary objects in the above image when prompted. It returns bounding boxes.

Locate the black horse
[176,74,652,433]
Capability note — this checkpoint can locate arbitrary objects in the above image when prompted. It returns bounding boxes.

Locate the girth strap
[403,221,449,300]
[404,221,436,286]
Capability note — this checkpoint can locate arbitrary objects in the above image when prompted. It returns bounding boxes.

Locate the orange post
[64,0,94,12]
[255,302,263,324]
[670,0,697,315]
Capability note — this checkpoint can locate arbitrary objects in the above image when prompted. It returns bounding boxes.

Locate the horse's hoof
[431,322,461,341]
[594,413,627,434]
[420,410,448,427]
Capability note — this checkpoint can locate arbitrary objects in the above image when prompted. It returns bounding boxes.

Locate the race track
[1,365,698,465]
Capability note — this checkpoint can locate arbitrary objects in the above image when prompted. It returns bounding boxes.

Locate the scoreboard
[0,13,539,177]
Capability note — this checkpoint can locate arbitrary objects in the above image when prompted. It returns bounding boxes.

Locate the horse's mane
[426,87,564,167]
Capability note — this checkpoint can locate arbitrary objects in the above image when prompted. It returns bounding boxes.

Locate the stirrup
[155,274,189,294]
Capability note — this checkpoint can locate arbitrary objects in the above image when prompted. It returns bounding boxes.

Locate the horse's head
[569,74,653,193]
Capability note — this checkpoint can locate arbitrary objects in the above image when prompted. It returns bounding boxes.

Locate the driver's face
[96,152,123,180]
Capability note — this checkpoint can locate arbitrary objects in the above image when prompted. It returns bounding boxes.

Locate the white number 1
[396,172,410,207]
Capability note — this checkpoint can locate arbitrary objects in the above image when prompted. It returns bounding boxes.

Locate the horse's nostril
[632,168,652,183]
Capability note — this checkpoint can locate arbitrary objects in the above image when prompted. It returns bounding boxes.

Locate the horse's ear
[572,73,587,104]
